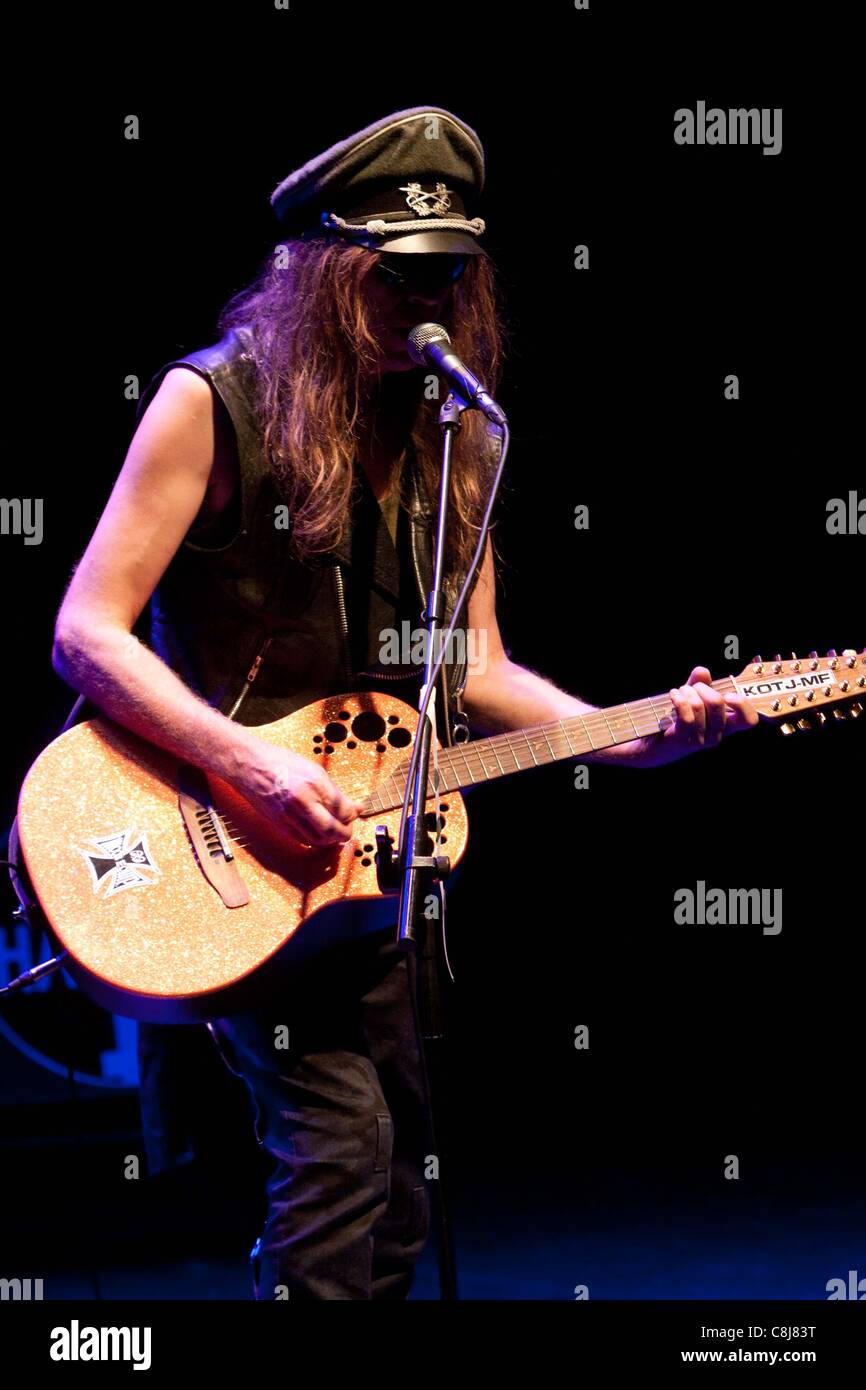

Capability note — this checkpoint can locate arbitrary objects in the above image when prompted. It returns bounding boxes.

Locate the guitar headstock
[730,648,865,733]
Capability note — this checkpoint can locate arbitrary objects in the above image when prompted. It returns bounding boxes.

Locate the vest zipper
[332,562,355,685]
[409,507,428,618]
[334,559,428,686]
[225,633,273,721]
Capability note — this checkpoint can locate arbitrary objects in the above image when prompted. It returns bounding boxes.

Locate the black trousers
[208,927,432,1300]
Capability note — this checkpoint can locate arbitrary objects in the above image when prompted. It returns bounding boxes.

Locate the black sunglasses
[374,253,469,293]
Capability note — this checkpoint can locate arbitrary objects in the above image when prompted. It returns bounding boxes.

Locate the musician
[51,106,758,1300]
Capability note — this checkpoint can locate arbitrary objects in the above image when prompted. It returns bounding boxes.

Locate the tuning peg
[832,708,847,722]
[795,718,812,732]
[849,703,862,719]
[780,722,796,736]
[752,655,763,664]
[813,710,828,728]
[827,648,837,658]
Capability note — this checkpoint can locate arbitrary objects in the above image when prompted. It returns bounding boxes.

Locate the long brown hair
[218,237,508,586]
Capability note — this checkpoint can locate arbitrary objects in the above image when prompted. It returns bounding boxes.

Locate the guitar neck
[362,675,741,815]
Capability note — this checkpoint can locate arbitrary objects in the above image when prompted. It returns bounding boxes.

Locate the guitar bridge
[177,765,250,908]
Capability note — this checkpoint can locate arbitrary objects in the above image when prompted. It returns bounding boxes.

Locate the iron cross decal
[79,828,161,897]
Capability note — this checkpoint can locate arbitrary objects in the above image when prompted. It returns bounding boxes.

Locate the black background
[0,2,862,1297]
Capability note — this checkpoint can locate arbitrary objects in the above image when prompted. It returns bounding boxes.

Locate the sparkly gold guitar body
[17,691,467,1022]
[16,650,863,1022]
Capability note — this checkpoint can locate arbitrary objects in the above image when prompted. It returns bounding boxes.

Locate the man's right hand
[233,745,364,849]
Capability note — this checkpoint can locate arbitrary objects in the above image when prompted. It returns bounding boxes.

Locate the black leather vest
[137,325,472,746]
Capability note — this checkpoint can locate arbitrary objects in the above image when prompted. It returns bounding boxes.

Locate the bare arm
[53,368,361,844]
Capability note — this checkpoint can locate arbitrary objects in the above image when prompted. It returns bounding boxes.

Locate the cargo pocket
[406,1184,430,1248]
[374,1111,393,1173]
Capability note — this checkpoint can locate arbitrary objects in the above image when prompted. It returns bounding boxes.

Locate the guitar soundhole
[351,712,387,742]
[387,726,412,748]
[324,722,347,742]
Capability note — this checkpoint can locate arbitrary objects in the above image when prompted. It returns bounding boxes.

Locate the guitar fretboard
[360,676,740,816]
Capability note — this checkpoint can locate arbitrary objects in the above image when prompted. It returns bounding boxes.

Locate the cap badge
[399,181,452,218]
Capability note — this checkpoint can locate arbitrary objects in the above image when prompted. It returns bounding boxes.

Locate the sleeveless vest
[137,324,477,746]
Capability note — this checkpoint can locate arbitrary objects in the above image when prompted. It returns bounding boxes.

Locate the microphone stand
[395,389,465,961]
[374,389,468,1300]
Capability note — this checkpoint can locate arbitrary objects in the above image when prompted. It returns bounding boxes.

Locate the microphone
[407,323,507,427]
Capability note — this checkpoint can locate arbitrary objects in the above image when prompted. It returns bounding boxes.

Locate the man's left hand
[634,665,759,767]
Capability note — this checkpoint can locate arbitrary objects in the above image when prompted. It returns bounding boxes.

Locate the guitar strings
[358,674,795,815]
[215,663,856,826]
